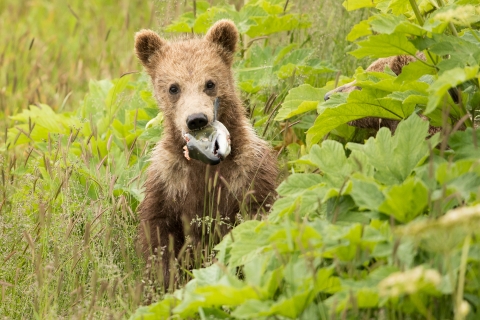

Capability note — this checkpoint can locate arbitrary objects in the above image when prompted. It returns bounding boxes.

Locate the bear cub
[134,20,278,289]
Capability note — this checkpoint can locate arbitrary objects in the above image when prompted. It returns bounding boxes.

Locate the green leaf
[342,0,382,11]
[305,142,347,173]
[350,34,418,59]
[174,280,261,317]
[269,190,325,222]
[268,291,313,318]
[236,45,276,91]
[369,14,427,36]
[429,34,480,72]
[261,1,285,14]
[129,295,179,320]
[275,85,325,121]
[82,79,113,118]
[379,177,428,223]
[9,104,75,134]
[223,221,277,267]
[165,20,192,33]
[394,60,437,84]
[306,89,414,147]
[276,62,335,79]
[276,173,324,197]
[356,70,430,93]
[231,300,274,318]
[443,172,480,201]
[305,141,372,188]
[425,65,479,114]
[347,20,372,41]
[273,43,299,65]
[246,14,310,38]
[192,7,229,33]
[350,175,385,211]
[388,90,428,105]
[346,114,429,185]
[325,266,398,313]
[192,264,224,286]
[449,128,480,160]
[105,75,131,111]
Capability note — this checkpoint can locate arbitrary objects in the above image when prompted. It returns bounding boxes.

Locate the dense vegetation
[1,0,479,319]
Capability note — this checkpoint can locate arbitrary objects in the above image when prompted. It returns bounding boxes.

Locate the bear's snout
[186,113,209,130]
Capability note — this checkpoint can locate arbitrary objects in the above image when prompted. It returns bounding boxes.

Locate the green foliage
[163,0,337,142]
[2,0,359,317]
[132,113,480,319]
[166,0,310,36]
[275,0,480,147]
[4,0,480,318]
[6,74,159,204]
[0,0,156,122]
[1,74,159,318]
[131,0,480,319]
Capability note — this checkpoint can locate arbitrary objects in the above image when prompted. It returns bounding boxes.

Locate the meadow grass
[0,0,365,318]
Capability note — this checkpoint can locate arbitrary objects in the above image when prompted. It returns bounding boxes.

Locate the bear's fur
[134,20,278,289]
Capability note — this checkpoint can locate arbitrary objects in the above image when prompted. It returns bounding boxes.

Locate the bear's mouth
[213,139,221,159]
[182,121,231,165]
[181,98,231,165]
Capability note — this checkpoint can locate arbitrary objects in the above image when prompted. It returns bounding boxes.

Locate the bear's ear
[135,29,166,72]
[205,20,238,65]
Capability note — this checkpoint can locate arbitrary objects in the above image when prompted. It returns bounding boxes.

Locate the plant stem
[468,28,480,42]
[455,233,471,320]
[408,0,424,26]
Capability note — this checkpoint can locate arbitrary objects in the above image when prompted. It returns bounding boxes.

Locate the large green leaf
[449,128,480,160]
[174,276,261,317]
[246,14,310,38]
[276,173,324,197]
[129,295,179,320]
[425,65,479,114]
[304,141,373,187]
[306,89,414,147]
[269,189,325,222]
[350,175,385,211]
[379,177,429,223]
[394,60,437,84]
[275,84,326,121]
[350,34,418,59]
[369,14,427,36]
[347,19,372,41]
[346,114,430,185]
[216,220,276,267]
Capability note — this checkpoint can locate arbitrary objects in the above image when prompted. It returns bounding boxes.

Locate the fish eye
[205,81,215,90]
[169,84,179,95]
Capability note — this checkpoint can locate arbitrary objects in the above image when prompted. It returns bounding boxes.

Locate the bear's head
[134,20,239,137]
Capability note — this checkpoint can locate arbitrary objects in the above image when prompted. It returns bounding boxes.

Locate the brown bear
[134,20,278,290]
[323,53,446,136]
[324,55,424,132]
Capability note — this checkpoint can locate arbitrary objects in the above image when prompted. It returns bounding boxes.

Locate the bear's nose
[186,113,208,130]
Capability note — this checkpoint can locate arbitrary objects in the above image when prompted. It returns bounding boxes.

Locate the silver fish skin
[183,120,231,165]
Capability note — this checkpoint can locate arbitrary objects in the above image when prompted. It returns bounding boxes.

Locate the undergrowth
[0,0,359,318]
[2,0,479,319]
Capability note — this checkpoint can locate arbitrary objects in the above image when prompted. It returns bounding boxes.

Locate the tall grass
[0,0,365,318]
[0,0,174,125]
[299,0,369,77]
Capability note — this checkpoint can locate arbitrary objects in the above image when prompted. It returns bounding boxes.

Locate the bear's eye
[169,85,179,95]
[205,81,215,90]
